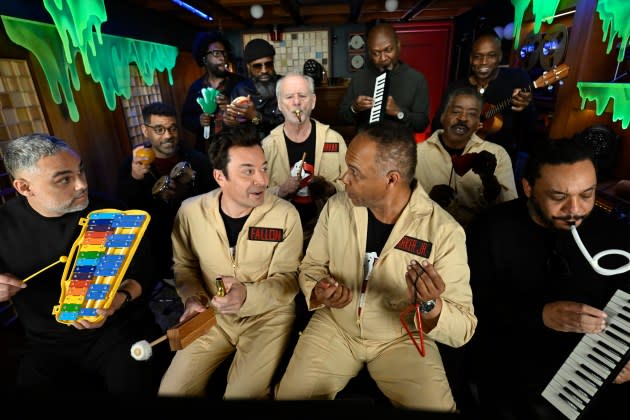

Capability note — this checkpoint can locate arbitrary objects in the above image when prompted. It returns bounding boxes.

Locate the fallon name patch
[322,142,339,153]
[248,226,284,242]
[394,235,432,257]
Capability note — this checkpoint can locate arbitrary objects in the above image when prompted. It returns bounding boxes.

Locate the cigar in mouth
[294,109,302,123]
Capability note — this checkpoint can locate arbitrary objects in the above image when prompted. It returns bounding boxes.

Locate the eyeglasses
[206,50,227,58]
[251,61,274,70]
[144,124,178,136]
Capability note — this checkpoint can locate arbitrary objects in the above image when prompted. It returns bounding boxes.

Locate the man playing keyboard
[338,23,430,133]
[465,136,630,419]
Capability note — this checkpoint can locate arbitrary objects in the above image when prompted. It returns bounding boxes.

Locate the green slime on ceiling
[1,16,178,122]
[43,0,107,71]
[596,0,630,62]
[511,0,561,49]
[578,82,630,129]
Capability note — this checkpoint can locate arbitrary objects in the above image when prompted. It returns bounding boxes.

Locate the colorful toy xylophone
[51,209,150,325]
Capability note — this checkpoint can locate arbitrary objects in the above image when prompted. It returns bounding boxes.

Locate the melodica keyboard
[542,289,630,419]
[368,70,390,125]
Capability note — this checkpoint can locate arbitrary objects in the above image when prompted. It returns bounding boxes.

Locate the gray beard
[254,80,276,99]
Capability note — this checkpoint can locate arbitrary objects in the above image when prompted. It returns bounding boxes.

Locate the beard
[209,63,229,77]
[528,191,590,231]
[253,79,276,99]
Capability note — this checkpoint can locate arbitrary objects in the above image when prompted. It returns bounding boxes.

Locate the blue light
[171,0,213,21]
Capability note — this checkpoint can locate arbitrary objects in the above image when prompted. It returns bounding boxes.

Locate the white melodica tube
[570,224,630,276]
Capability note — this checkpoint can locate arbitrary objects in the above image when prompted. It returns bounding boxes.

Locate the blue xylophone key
[76,258,99,266]
[106,234,135,248]
[113,215,146,228]
[86,284,110,300]
[90,212,121,220]
[73,265,96,273]
[98,255,124,265]
[88,218,114,226]
[87,224,113,232]
[79,308,98,317]
[71,271,94,280]
[94,266,120,276]
[59,312,79,321]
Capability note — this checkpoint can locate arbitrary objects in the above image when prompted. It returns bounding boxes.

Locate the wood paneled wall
[0,24,193,198]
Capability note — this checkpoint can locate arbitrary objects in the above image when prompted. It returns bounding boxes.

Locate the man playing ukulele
[432,29,537,181]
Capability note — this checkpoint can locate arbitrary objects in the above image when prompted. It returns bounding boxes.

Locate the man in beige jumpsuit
[262,72,347,245]
[276,121,477,411]
[159,125,302,398]
[416,87,517,227]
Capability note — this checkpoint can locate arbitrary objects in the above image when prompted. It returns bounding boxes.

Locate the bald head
[368,23,398,45]
[367,23,400,71]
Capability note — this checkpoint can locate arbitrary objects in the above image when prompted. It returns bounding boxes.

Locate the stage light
[385,0,398,12]
[250,4,264,19]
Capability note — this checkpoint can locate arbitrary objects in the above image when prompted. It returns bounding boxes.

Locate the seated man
[262,72,347,246]
[0,134,167,395]
[466,136,630,419]
[117,102,216,283]
[416,87,517,227]
[158,125,302,398]
[276,121,476,412]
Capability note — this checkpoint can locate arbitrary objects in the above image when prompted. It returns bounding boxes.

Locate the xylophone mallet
[22,256,68,283]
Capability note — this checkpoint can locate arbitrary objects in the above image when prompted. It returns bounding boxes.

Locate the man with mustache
[0,134,168,394]
[338,23,430,133]
[275,121,476,411]
[465,137,630,418]
[432,30,536,171]
[117,102,216,286]
[223,39,284,139]
[416,87,517,227]
[158,125,302,398]
[182,30,256,152]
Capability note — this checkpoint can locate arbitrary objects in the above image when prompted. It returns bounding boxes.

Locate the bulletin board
[242,29,331,76]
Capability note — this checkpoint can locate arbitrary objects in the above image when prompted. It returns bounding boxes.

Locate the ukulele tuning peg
[547,85,554,91]
[559,80,564,86]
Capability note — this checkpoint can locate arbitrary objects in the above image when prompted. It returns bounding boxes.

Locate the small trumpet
[294,109,302,123]
[215,277,226,297]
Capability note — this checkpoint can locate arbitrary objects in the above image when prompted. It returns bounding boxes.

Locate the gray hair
[276,72,315,97]
[5,133,73,177]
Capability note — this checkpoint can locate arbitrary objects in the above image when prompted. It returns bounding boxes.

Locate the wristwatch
[117,289,132,307]
[419,299,436,313]
[396,111,405,120]
[251,113,261,125]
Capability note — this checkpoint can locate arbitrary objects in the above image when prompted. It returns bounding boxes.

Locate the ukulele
[477,63,570,138]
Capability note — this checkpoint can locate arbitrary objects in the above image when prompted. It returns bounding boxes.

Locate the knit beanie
[244,39,275,63]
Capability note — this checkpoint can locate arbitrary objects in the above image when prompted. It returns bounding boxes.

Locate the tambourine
[170,161,195,184]
[151,161,196,201]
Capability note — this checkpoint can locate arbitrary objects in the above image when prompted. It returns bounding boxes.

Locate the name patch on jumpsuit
[394,235,432,258]
[322,143,339,152]
[248,227,284,242]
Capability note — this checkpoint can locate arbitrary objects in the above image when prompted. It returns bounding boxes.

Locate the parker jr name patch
[394,235,432,257]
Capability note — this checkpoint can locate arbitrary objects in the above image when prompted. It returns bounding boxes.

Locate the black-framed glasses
[206,50,227,58]
[144,124,178,136]
[251,61,274,70]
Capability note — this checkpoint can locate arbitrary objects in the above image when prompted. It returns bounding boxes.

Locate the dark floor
[0,284,478,417]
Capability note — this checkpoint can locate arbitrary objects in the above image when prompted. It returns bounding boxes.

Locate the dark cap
[244,39,275,63]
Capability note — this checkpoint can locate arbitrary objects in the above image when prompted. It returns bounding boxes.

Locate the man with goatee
[182,30,256,152]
